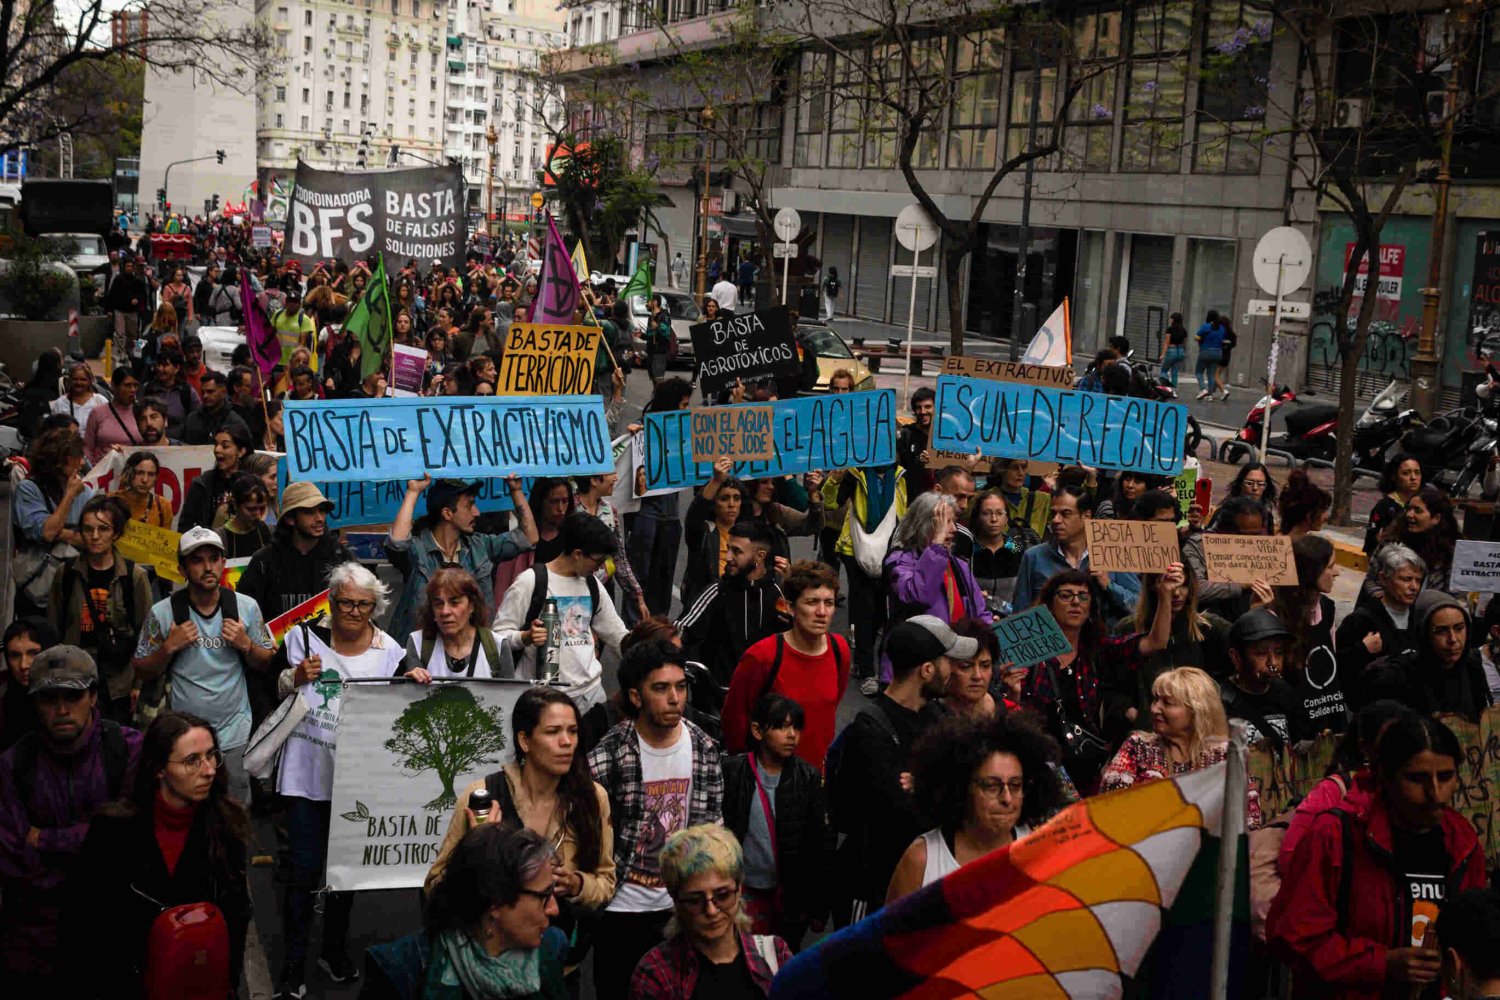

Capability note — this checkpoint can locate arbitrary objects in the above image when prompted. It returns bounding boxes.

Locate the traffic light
[164,202,171,213]
[156,187,166,206]
[212,194,220,212]
[215,149,225,164]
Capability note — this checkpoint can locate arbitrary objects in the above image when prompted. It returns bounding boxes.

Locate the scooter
[1219,380,1417,470]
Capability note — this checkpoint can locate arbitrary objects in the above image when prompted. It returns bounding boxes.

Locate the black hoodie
[1352,590,1492,720]
[235,527,355,623]
[677,570,789,687]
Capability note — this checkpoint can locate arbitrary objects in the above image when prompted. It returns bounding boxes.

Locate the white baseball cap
[178,525,225,557]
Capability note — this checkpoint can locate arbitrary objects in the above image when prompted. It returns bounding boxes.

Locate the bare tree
[1206,0,1499,522]
[0,0,271,159]
[780,0,1120,353]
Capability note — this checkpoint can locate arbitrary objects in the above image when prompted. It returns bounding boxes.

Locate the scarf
[425,929,541,1000]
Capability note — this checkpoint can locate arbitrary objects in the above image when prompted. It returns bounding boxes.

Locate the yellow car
[802,321,876,392]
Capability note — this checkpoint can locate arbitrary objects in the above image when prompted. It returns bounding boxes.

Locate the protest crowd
[6,208,1500,1000]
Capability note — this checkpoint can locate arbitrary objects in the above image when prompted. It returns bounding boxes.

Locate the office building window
[1121,0,1192,172]
[1065,7,1122,171]
[1005,57,1059,162]
[792,50,827,167]
[275,85,287,101]
[1195,0,1270,174]
[826,51,862,168]
[949,28,1003,169]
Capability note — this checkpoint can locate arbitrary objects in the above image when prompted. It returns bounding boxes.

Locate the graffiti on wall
[1308,277,1419,378]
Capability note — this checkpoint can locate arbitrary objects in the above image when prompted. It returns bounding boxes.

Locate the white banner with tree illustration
[326,679,531,891]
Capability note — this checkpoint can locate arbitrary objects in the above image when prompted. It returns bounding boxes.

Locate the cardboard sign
[282,396,612,483]
[688,305,801,395]
[643,390,897,491]
[932,376,1188,476]
[1452,540,1500,592]
[1200,533,1297,585]
[117,520,184,583]
[992,606,1072,670]
[496,322,601,396]
[689,405,776,463]
[1084,520,1181,574]
[391,343,428,397]
[941,355,1075,388]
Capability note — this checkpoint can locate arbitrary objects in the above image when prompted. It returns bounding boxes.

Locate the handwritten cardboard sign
[1452,540,1500,592]
[931,376,1188,476]
[118,520,184,583]
[689,405,776,463]
[1201,533,1297,585]
[1084,520,1181,574]
[496,322,601,395]
[941,354,1075,388]
[992,606,1073,670]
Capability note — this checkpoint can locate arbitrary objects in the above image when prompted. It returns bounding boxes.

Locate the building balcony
[448,58,465,70]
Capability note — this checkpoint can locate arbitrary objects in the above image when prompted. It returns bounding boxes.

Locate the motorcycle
[1218,380,1417,470]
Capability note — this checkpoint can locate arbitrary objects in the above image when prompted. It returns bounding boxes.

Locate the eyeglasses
[973,777,1025,800]
[334,598,377,614]
[515,884,558,904]
[1054,590,1092,604]
[677,885,740,914]
[169,749,224,773]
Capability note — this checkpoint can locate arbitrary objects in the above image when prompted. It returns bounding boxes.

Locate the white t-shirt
[607,729,693,914]
[50,392,106,428]
[404,629,509,679]
[493,567,627,712]
[276,626,407,801]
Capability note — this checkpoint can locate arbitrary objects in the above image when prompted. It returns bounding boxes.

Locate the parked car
[626,290,702,367]
[56,233,109,277]
[197,325,245,375]
[799,321,876,392]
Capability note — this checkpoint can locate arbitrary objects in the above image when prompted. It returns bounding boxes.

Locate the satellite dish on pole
[1253,227,1313,295]
[773,207,801,243]
[895,204,939,253]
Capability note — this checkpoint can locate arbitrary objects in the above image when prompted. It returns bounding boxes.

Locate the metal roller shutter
[1123,234,1173,353]
[820,213,854,318]
[855,216,892,322]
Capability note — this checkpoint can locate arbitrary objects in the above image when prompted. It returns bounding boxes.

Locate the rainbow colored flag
[772,766,1247,999]
[266,589,330,647]
[221,557,251,591]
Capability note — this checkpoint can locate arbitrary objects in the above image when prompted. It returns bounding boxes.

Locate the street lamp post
[695,106,715,305]
[485,124,498,238]
[1411,2,1476,419]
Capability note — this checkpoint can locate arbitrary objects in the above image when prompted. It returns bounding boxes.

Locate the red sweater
[154,793,197,876]
[722,633,849,772]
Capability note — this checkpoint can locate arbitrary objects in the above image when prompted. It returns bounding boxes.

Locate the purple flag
[240,268,281,383]
[530,214,583,325]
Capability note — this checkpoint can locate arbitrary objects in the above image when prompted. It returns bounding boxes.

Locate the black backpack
[418,629,505,677]
[759,634,845,704]
[824,702,899,835]
[135,588,243,726]
[12,720,130,809]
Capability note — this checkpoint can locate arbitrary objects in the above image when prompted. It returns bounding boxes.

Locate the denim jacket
[384,526,532,639]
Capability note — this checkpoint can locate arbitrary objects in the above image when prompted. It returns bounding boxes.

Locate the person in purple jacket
[0,645,143,991]
[880,492,995,684]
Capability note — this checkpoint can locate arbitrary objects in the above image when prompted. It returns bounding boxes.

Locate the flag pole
[1209,719,1249,1000]
[379,252,394,393]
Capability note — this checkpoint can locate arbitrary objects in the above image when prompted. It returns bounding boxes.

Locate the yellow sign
[119,520,184,583]
[530,192,545,208]
[497,323,601,395]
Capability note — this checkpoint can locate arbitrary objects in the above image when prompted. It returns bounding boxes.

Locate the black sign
[1470,231,1500,360]
[689,305,801,395]
[283,161,465,269]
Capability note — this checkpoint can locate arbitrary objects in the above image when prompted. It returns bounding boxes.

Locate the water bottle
[541,598,561,680]
[468,786,493,822]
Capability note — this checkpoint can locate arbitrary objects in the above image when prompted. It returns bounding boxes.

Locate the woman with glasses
[65,710,251,1000]
[968,489,1039,616]
[629,824,792,1000]
[885,713,1065,905]
[273,562,410,995]
[1219,462,1278,529]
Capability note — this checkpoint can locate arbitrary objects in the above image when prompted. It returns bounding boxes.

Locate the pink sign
[391,343,428,397]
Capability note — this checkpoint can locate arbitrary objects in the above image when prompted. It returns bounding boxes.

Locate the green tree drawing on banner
[383,686,507,811]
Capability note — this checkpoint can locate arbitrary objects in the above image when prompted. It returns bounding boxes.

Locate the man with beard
[677,520,789,689]
[131,527,275,804]
[227,366,267,446]
[131,398,174,447]
[0,646,143,991]
[895,386,937,494]
[181,370,251,446]
[1011,485,1140,629]
[827,616,974,926]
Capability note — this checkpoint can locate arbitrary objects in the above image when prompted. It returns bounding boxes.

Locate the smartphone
[1195,477,1212,521]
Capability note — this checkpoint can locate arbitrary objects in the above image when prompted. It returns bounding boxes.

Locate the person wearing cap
[132,526,276,804]
[0,645,143,989]
[235,480,356,632]
[271,288,316,370]
[1351,590,1492,721]
[1219,607,1315,751]
[176,423,254,533]
[0,618,59,754]
[830,614,977,925]
[181,369,252,446]
[385,473,538,642]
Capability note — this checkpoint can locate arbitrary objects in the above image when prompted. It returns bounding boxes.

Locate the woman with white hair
[878,491,993,683]
[273,560,412,995]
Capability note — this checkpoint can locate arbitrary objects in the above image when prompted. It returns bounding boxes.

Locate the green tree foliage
[382,686,508,812]
[0,236,78,320]
[542,131,660,271]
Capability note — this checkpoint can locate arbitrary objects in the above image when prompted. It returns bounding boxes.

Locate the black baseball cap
[885,615,980,673]
[427,480,483,518]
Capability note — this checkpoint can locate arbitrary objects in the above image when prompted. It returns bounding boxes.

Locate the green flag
[344,254,392,379]
[618,259,652,303]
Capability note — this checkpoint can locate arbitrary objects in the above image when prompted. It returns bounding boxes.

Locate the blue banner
[276,465,528,530]
[283,396,613,483]
[643,390,898,491]
[931,376,1187,476]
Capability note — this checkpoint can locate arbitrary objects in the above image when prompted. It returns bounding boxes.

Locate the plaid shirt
[628,929,788,1000]
[587,718,723,894]
[1023,629,1148,723]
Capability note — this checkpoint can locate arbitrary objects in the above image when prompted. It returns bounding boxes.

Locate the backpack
[61,559,140,685]
[759,634,845,704]
[418,629,506,678]
[1249,791,1354,943]
[135,589,242,727]
[11,719,130,808]
[824,702,899,836]
[143,902,231,1000]
[522,564,601,631]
